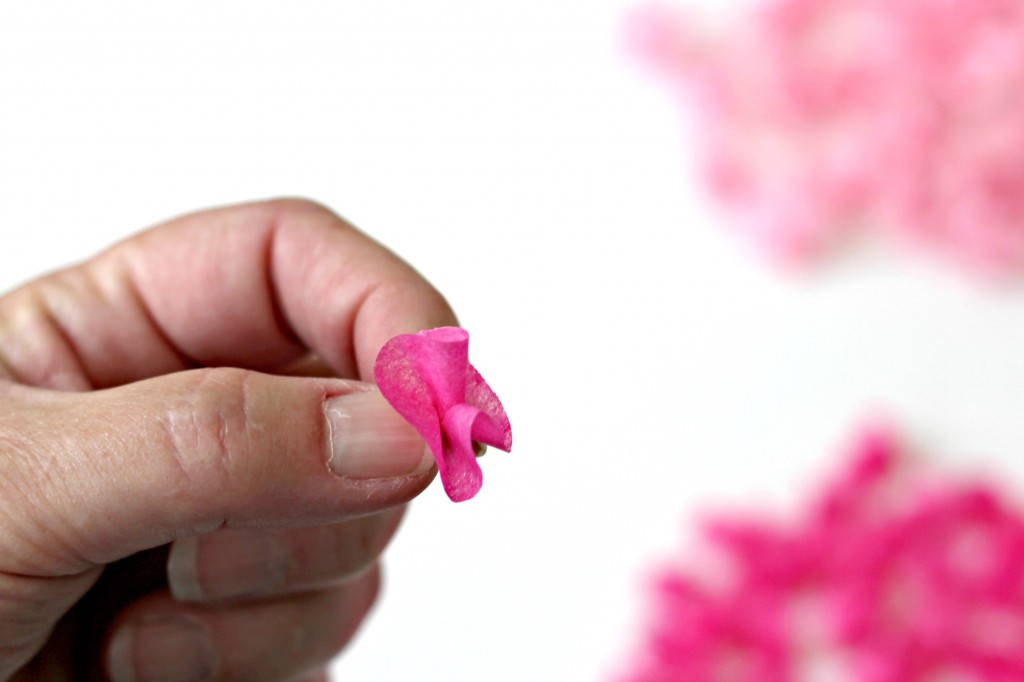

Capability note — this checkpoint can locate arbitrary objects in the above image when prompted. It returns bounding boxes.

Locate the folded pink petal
[374,327,512,502]
[465,364,513,451]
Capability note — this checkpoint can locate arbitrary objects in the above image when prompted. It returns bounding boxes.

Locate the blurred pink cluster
[628,0,1024,275]
[618,429,1024,681]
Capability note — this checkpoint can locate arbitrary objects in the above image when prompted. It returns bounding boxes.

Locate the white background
[4,1,1024,680]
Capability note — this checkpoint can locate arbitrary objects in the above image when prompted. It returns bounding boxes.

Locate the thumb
[0,368,433,577]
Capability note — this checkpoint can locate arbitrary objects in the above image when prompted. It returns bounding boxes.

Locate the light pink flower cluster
[618,429,1024,680]
[627,0,1024,275]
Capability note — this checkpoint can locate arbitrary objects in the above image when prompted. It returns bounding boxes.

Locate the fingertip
[105,625,135,682]
[352,279,459,381]
[324,389,433,480]
[166,536,203,602]
[106,612,217,682]
[105,577,381,682]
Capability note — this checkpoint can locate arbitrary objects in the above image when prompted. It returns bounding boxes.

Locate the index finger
[0,198,457,389]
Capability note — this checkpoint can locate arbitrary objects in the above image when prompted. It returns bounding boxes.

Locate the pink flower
[626,0,1024,278]
[374,327,512,502]
[616,427,1024,680]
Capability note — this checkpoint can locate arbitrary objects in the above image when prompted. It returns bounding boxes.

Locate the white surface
[4,2,1024,680]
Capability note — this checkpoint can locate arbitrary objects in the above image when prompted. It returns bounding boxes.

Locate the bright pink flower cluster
[627,0,1024,275]
[618,429,1024,680]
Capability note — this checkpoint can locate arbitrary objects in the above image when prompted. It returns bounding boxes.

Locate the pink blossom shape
[615,426,1024,680]
[626,0,1024,278]
[374,327,512,502]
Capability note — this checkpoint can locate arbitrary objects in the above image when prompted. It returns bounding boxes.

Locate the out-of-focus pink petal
[374,327,512,502]
[628,0,1024,279]
[615,426,1024,680]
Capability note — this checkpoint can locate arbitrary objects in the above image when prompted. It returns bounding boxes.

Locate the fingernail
[107,615,216,682]
[168,530,288,603]
[324,390,432,478]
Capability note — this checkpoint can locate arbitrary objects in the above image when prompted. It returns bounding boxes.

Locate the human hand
[0,199,456,681]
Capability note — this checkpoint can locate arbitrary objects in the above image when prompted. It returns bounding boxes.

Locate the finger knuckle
[0,286,86,390]
[163,368,256,493]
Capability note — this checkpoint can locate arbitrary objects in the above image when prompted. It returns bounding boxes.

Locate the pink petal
[440,404,487,502]
[373,333,444,462]
[628,0,1024,279]
[374,327,512,502]
[616,426,1024,679]
[465,363,513,451]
